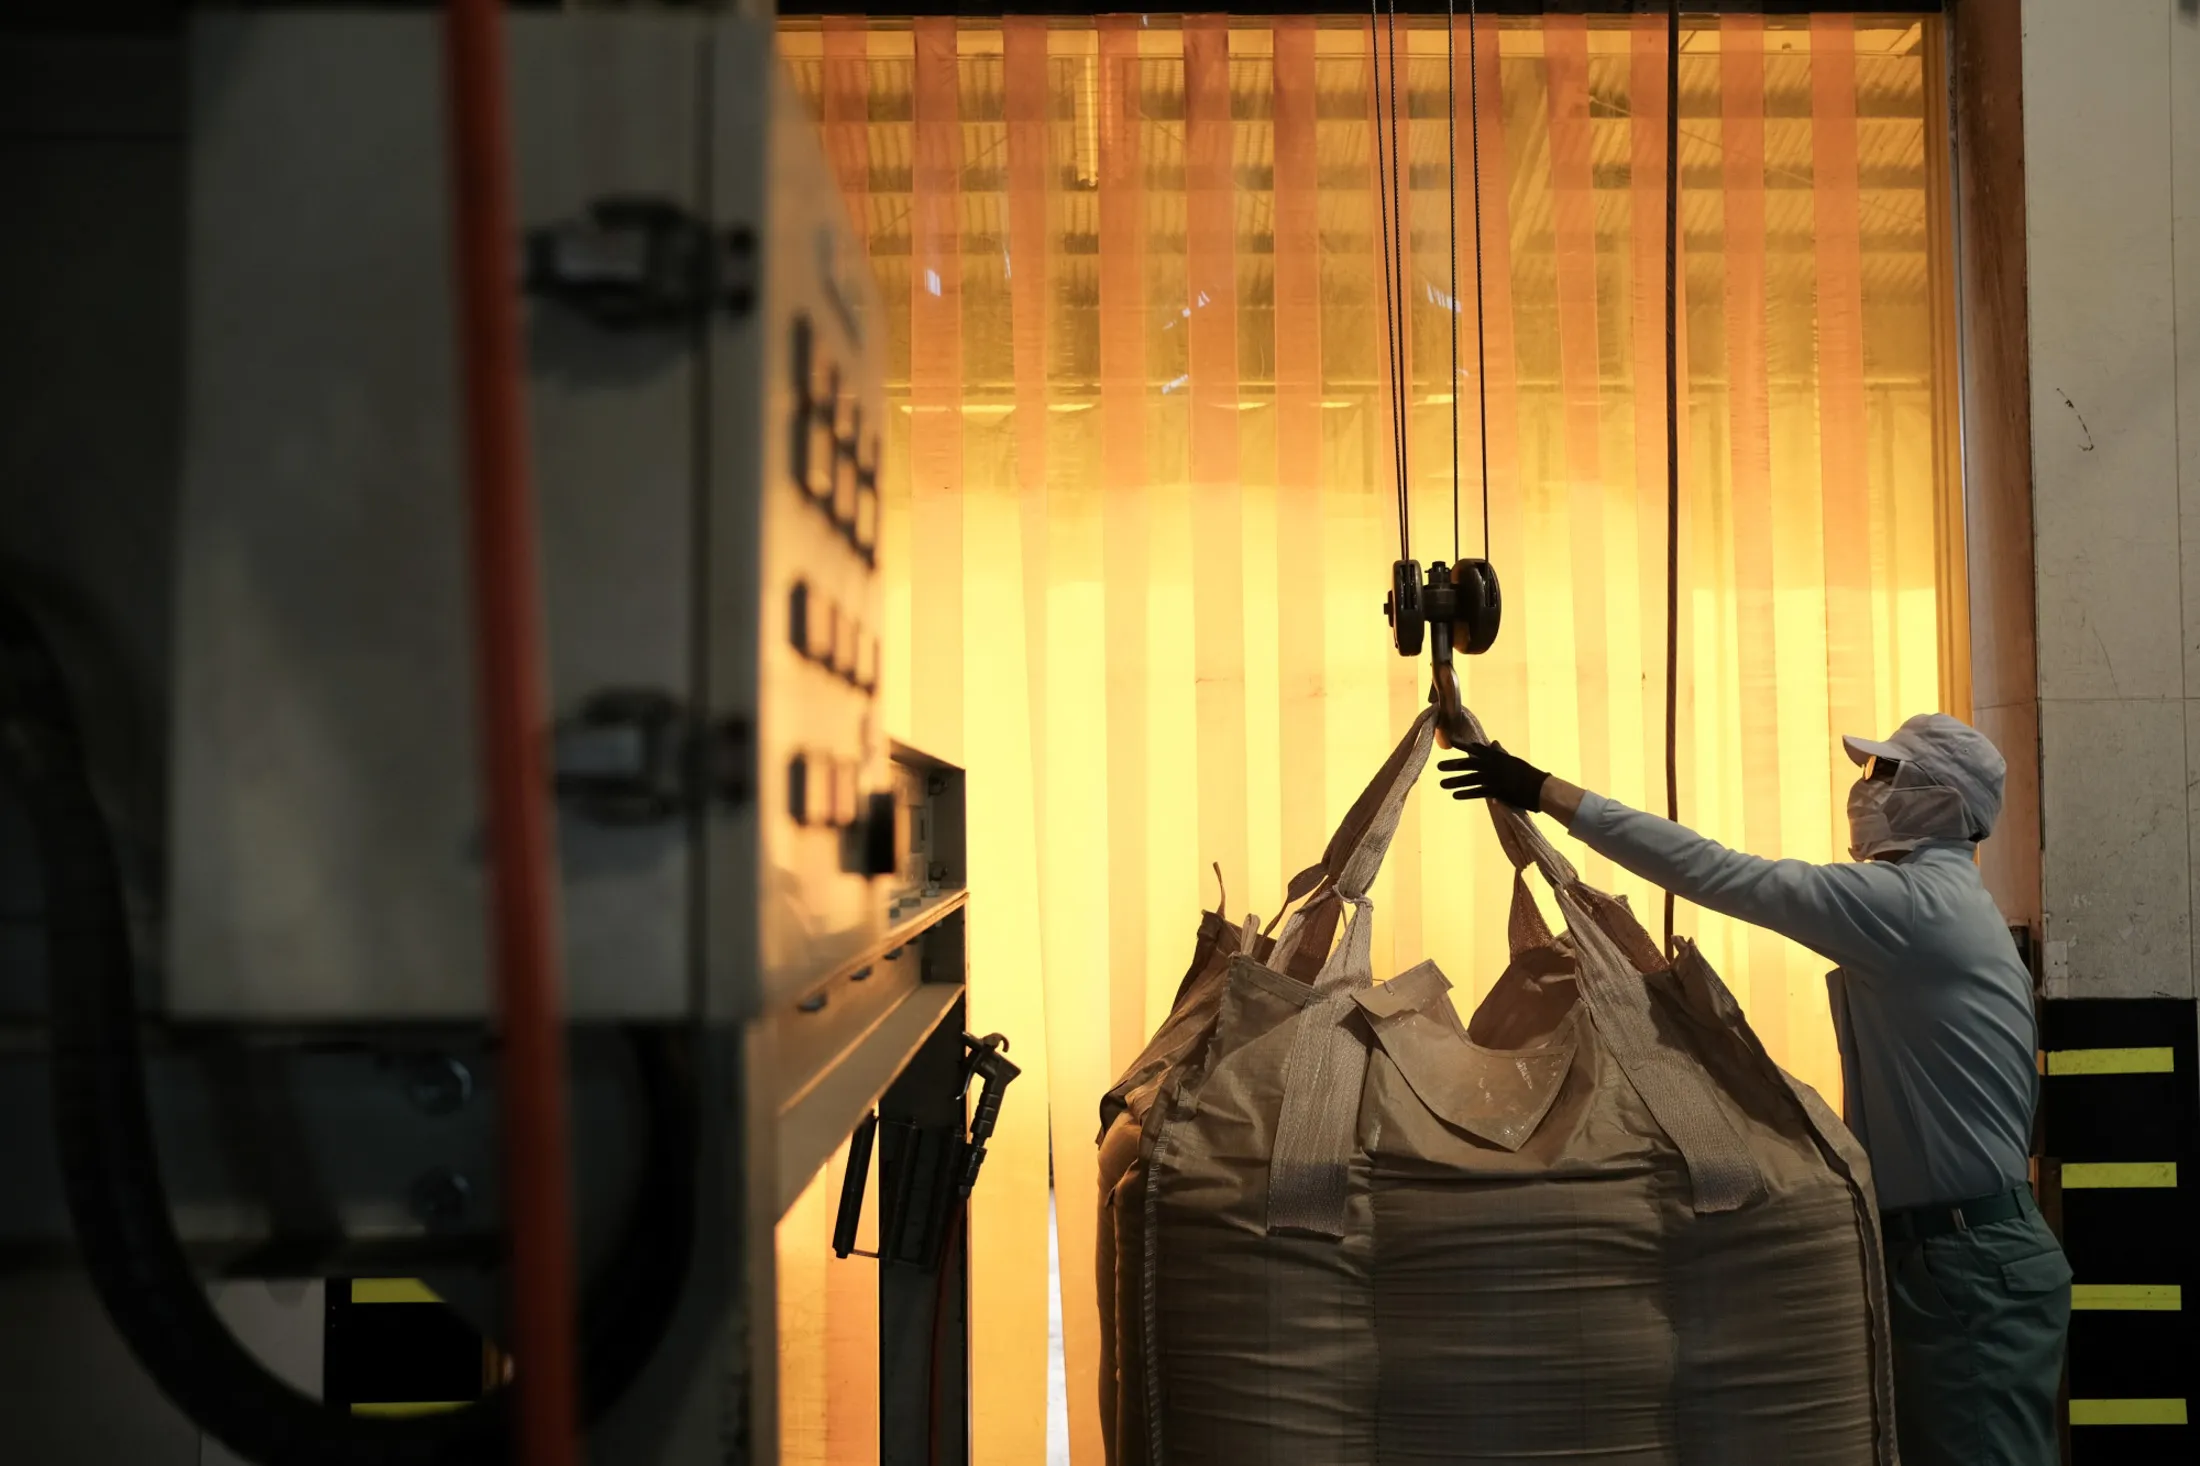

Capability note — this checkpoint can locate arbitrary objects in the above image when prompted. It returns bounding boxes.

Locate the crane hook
[1388,557,1501,749]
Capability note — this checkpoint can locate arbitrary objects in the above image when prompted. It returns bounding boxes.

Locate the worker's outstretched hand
[1437,742,1549,813]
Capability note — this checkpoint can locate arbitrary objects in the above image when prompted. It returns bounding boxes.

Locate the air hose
[1,592,695,1465]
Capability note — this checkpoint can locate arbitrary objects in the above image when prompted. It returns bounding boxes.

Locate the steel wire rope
[1447,0,1461,560]
[1466,0,1492,560]
[1371,0,1410,559]
[1662,0,1684,954]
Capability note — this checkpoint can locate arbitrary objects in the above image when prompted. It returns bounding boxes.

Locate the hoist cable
[1661,0,1683,955]
[1384,0,1410,556]
[1371,0,1408,560]
[1467,0,1491,560]
[1446,0,1460,562]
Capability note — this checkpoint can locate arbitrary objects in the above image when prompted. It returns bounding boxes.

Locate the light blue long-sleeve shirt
[1567,791,2038,1212]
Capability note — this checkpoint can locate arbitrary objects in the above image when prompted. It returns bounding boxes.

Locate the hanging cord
[1371,0,1409,559]
[1467,0,1492,559]
[1446,0,1460,560]
[1386,0,1410,538]
[447,1,582,1457]
[1661,0,1684,955]
[1385,0,1411,555]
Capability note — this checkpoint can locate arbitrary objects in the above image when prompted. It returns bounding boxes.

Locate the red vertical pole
[443,3,580,1462]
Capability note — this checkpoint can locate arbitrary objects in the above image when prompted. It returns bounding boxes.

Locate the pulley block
[1386,557,1502,661]
[1446,558,1502,656]
[1384,560,1425,657]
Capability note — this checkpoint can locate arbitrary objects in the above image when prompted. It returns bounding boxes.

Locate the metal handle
[523,198,753,330]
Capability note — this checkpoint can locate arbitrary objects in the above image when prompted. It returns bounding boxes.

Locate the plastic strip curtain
[782,15,1956,1465]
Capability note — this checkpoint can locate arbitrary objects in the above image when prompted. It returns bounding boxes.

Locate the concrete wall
[2022,0,2200,1004]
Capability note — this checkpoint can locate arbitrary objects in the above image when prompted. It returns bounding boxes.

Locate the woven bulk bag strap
[1551,882,1765,1212]
[1266,710,1437,1238]
[1261,698,1760,1236]
[1452,706,1765,1215]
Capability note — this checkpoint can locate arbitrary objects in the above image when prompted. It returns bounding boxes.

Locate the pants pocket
[1895,1225,2068,1466]
[2001,1248,2072,1298]
[1895,1243,1962,1324]
[1890,1247,1982,1466]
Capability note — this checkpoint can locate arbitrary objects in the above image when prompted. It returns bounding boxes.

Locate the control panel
[731,55,906,1014]
[160,15,928,1020]
[780,316,885,860]
[0,16,982,1466]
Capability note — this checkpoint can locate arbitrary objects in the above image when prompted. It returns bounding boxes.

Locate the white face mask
[1847,767,1971,862]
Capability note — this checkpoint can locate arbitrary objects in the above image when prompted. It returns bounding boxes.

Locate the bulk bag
[1096,706,1897,1465]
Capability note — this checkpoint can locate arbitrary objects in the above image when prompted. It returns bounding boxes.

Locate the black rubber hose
[1,594,695,1465]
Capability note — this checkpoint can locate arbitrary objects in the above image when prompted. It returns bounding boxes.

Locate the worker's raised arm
[1440,745,1909,969]
[1563,790,1910,965]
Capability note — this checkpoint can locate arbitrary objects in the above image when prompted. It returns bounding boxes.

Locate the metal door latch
[524,198,754,329]
[551,689,751,823]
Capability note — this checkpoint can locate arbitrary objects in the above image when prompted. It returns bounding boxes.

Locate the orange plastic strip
[1369,13,1421,968]
[1458,14,1530,989]
[1368,16,1411,542]
[1098,16,1151,1072]
[1720,13,1786,1047]
[1543,16,1613,822]
[1273,19,1328,886]
[1185,16,1250,920]
[910,19,965,761]
[1005,19,1052,822]
[1669,26,1697,920]
[1002,22,1096,1465]
[820,19,870,207]
[1629,15,1673,818]
[1811,14,1877,823]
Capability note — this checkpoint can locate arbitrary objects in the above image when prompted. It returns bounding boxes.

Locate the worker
[1441,714,2068,1466]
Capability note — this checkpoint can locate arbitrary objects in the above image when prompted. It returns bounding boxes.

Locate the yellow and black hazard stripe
[323,1278,502,1417]
[2040,998,2196,1463]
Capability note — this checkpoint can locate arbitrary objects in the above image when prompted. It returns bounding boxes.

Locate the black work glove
[1437,742,1549,813]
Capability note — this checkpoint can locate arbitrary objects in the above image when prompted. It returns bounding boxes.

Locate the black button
[790,406,836,501]
[853,478,880,557]
[787,753,812,825]
[860,790,900,876]
[792,313,830,409]
[790,314,814,403]
[787,580,810,654]
[788,407,810,494]
[832,451,860,529]
[803,418,836,502]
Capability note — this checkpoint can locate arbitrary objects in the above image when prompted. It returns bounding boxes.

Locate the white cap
[1841,713,2005,840]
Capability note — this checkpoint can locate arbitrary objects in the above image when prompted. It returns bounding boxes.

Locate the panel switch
[852,479,879,559]
[788,579,810,653]
[858,790,903,877]
[802,416,837,502]
[787,753,815,826]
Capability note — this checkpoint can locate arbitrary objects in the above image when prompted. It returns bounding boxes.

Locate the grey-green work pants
[1885,1200,2072,1466]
